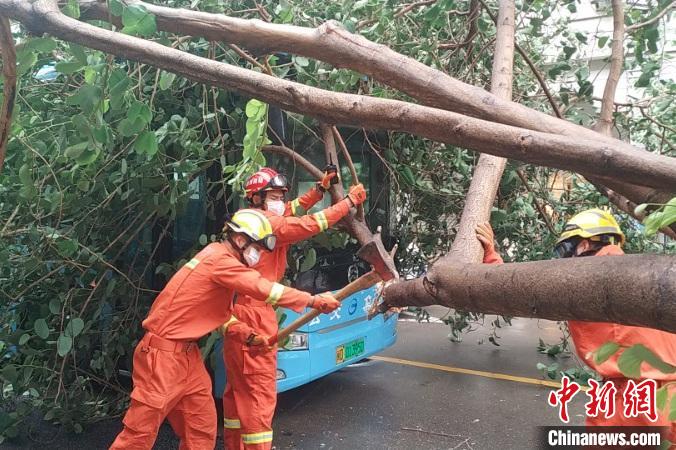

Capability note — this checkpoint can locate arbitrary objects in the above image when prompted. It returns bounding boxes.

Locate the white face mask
[243,245,261,267]
[265,199,285,216]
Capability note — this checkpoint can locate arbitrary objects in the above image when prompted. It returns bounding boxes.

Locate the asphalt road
[3,311,585,450]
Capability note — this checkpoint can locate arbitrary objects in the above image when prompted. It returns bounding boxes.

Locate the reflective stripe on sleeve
[185,258,200,269]
[223,418,241,429]
[290,198,300,216]
[265,283,285,306]
[313,211,329,232]
[242,431,273,444]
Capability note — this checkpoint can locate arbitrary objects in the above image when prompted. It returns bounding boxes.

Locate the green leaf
[122,4,157,37]
[57,238,78,257]
[34,318,49,339]
[294,56,310,67]
[65,318,85,338]
[129,101,152,124]
[76,148,101,166]
[656,386,668,411]
[19,334,30,346]
[109,71,131,97]
[57,334,73,357]
[49,298,61,315]
[64,142,89,160]
[597,36,609,48]
[670,395,676,421]
[617,345,643,378]
[1,364,17,384]
[245,99,266,118]
[563,45,577,59]
[593,341,620,364]
[574,32,587,44]
[16,49,38,76]
[159,71,176,91]
[63,0,80,19]
[118,117,146,137]
[54,61,85,75]
[134,131,158,156]
[25,37,57,53]
[617,344,676,379]
[645,27,659,54]
[300,248,317,272]
[69,44,88,65]
[18,163,32,185]
[66,85,103,115]
[109,0,124,16]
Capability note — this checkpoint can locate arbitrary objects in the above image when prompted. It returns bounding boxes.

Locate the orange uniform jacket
[484,245,676,436]
[143,241,313,341]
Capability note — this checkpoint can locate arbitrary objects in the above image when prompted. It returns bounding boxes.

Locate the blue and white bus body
[213,285,397,395]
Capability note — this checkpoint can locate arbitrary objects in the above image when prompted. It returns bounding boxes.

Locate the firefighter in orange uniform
[476,209,676,442]
[221,167,367,450]
[109,209,340,450]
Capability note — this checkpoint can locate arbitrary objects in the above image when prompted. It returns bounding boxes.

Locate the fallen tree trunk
[5,0,676,191]
[384,254,676,334]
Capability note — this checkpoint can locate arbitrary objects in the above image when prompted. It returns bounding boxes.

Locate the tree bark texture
[384,254,676,334]
[5,0,676,191]
[0,15,16,173]
[594,0,624,137]
[443,0,514,264]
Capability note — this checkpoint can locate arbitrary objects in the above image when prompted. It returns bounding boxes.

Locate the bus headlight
[276,369,286,380]
[281,332,308,351]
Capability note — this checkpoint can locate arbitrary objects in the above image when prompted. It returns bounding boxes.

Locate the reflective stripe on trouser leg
[224,418,241,429]
[242,430,273,445]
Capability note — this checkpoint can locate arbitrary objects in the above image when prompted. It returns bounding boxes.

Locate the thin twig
[452,437,471,450]
[400,426,463,439]
[626,1,675,32]
[516,169,557,234]
[331,126,364,221]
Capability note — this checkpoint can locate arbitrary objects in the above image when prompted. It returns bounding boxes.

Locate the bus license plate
[336,338,365,365]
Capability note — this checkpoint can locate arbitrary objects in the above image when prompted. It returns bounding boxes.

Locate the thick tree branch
[0,15,16,173]
[78,0,673,200]
[8,1,674,190]
[595,0,624,136]
[442,0,514,264]
[384,255,676,334]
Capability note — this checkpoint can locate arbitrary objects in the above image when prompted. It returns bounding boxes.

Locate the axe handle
[274,271,382,345]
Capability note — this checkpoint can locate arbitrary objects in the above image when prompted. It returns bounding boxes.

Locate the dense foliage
[0,0,674,441]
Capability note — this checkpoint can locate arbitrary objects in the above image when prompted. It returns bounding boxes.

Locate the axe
[273,235,398,345]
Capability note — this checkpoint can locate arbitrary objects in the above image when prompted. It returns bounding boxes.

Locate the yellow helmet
[224,209,276,251]
[554,208,625,257]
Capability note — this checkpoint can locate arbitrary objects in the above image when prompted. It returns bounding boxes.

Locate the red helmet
[244,168,288,199]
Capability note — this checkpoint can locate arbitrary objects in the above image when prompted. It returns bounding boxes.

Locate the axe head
[356,239,398,282]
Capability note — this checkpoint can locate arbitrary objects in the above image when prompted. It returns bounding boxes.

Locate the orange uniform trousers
[223,301,278,450]
[109,333,216,450]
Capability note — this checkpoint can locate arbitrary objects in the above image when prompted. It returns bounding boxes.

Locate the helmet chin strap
[227,234,250,263]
